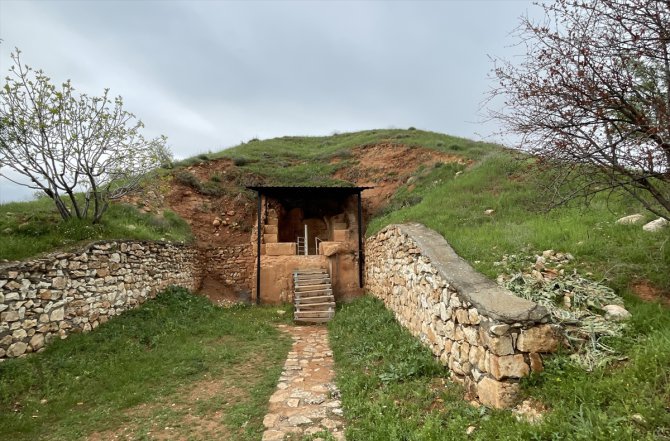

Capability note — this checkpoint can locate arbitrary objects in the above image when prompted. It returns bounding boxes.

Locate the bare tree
[0,49,171,222]
[489,0,670,220]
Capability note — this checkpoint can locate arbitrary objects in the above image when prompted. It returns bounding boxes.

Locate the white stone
[603,304,631,321]
[615,214,645,225]
[642,217,669,232]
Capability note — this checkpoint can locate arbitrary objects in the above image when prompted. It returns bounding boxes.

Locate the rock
[529,353,543,373]
[51,277,67,290]
[488,354,530,380]
[466,426,476,435]
[479,328,514,356]
[516,325,559,353]
[30,333,45,350]
[476,377,520,408]
[631,413,647,425]
[512,398,546,424]
[542,250,555,258]
[615,214,645,225]
[603,304,631,321]
[263,413,279,428]
[484,209,495,215]
[287,415,312,426]
[7,341,28,357]
[50,308,65,322]
[212,217,222,227]
[642,217,669,232]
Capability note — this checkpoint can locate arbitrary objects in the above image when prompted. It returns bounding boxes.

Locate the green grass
[0,287,293,441]
[194,128,497,187]
[330,296,670,440]
[0,199,193,261]
[368,150,670,292]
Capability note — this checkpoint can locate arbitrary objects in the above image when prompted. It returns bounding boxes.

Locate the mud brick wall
[365,223,561,408]
[0,241,198,360]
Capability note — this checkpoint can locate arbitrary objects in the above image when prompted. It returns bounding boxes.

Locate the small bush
[233,157,250,166]
[408,126,417,131]
[174,171,201,189]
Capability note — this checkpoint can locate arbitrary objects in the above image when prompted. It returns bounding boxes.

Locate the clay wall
[0,241,197,360]
[365,223,561,408]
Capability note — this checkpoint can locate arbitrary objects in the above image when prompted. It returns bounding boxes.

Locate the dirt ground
[333,143,469,214]
[631,280,670,306]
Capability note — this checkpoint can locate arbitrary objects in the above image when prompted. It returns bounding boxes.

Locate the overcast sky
[0,0,537,203]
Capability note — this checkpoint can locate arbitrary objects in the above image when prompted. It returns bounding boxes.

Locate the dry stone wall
[366,224,561,408]
[0,240,198,360]
[201,245,254,294]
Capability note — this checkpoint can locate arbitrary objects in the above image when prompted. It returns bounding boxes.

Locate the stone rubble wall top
[378,223,549,324]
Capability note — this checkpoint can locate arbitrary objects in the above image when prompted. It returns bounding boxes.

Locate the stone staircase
[293,269,335,323]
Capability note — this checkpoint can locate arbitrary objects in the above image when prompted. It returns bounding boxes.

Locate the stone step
[293,279,332,290]
[294,268,334,323]
[295,269,328,275]
[294,317,333,324]
[295,290,333,299]
[294,310,335,318]
[295,275,329,282]
[295,283,331,292]
[295,295,335,304]
[295,301,336,310]
[294,287,333,296]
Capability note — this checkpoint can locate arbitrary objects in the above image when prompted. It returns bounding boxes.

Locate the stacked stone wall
[0,240,198,360]
[201,245,253,294]
[365,224,561,408]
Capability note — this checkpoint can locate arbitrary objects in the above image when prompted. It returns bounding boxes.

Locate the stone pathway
[262,325,345,441]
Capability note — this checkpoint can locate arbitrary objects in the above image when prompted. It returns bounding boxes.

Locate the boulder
[476,377,520,408]
[615,214,645,225]
[603,304,631,321]
[642,217,669,232]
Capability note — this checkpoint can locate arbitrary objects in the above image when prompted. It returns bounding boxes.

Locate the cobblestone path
[262,325,345,441]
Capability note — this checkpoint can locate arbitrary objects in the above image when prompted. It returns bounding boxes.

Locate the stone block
[529,352,543,373]
[476,377,520,409]
[479,327,514,356]
[264,225,278,234]
[50,308,65,322]
[7,341,28,358]
[265,243,297,256]
[52,277,67,290]
[264,233,278,243]
[516,325,559,353]
[30,333,45,350]
[319,241,347,256]
[1,310,19,322]
[332,229,348,242]
[488,354,529,380]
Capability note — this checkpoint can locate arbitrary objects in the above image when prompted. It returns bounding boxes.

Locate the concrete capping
[394,223,549,324]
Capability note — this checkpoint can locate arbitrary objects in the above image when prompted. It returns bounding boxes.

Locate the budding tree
[0,49,171,222]
[489,0,670,220]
